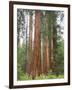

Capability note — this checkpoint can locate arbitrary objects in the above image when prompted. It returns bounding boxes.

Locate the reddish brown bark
[32,11,41,78]
[43,14,49,74]
[43,41,49,74]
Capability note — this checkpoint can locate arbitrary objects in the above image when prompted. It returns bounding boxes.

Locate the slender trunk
[50,19,54,71]
[43,14,49,74]
[53,26,57,72]
[26,12,30,74]
[28,13,33,75]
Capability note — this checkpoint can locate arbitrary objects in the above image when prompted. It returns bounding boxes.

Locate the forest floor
[18,73,64,81]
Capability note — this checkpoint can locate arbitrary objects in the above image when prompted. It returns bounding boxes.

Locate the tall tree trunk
[43,14,49,74]
[50,19,55,71]
[32,11,41,78]
[53,26,57,72]
[48,12,57,72]
[26,12,33,75]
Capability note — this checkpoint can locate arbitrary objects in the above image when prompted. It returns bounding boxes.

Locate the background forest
[17,9,64,80]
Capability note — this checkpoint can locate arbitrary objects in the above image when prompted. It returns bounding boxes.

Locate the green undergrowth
[18,73,64,81]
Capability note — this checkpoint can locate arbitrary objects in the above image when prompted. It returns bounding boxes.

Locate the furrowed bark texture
[33,11,41,78]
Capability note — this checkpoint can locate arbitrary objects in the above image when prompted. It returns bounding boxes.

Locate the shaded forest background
[17,9,64,80]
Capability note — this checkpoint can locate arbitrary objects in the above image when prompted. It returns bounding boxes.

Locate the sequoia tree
[32,11,41,78]
[43,13,50,74]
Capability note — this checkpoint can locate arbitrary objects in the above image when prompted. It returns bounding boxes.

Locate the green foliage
[17,44,27,80]
[19,73,32,80]
[56,40,64,73]
[18,73,64,80]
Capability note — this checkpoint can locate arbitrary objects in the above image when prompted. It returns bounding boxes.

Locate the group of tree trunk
[17,9,64,79]
[25,10,58,79]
